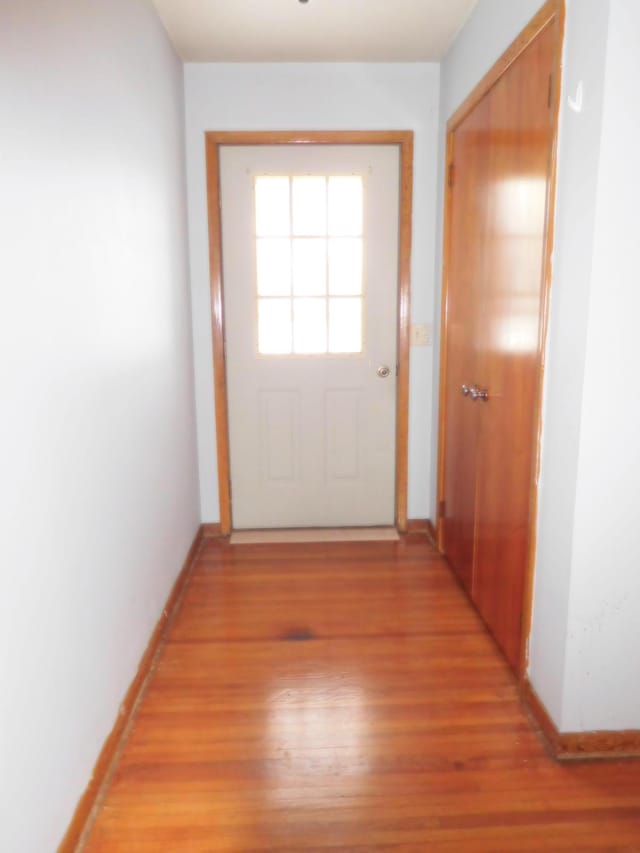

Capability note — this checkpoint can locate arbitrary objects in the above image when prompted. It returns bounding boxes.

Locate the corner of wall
[527,0,611,729]
[558,0,640,733]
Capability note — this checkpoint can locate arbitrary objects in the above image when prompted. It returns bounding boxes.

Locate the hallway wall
[0,2,199,849]
[556,0,640,731]
[529,0,611,729]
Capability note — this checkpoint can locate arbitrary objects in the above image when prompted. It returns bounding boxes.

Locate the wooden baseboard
[557,730,640,760]
[58,525,205,853]
[520,677,561,756]
[425,519,437,547]
[406,518,437,547]
[201,522,225,538]
[521,678,640,760]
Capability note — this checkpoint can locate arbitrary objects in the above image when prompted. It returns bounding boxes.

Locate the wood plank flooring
[82,537,640,851]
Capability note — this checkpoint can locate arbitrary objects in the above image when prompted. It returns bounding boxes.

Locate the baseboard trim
[406,518,437,547]
[557,730,640,759]
[521,678,640,760]
[58,525,205,853]
[520,678,561,756]
[201,522,225,538]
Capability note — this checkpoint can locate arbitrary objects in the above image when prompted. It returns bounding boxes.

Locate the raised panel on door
[472,22,556,672]
[440,98,490,591]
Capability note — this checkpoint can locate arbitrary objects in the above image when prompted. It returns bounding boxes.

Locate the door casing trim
[435,0,565,677]
[204,130,414,535]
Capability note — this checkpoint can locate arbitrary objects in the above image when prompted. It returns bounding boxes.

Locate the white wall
[0,2,199,850]
[529,0,611,727]
[559,0,640,731]
[184,63,440,522]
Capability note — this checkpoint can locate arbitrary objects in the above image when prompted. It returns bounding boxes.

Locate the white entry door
[220,145,399,529]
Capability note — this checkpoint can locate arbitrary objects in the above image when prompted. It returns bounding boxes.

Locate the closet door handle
[469,385,489,402]
[461,384,471,397]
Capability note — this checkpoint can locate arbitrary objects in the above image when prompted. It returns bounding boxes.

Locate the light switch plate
[410,323,431,347]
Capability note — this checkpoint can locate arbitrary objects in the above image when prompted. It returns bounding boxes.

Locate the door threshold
[229,527,399,545]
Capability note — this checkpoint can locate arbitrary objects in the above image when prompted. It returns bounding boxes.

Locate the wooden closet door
[439,13,559,675]
[439,99,490,591]
[473,23,556,672]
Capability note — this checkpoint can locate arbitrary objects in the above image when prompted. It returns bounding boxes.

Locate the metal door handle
[377,365,391,378]
[461,384,471,396]
[469,385,489,402]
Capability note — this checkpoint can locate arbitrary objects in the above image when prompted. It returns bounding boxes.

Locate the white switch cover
[410,323,431,347]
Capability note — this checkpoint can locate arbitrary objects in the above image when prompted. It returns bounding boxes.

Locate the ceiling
[151,0,478,63]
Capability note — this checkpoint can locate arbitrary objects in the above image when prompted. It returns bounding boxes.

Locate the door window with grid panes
[254,175,364,355]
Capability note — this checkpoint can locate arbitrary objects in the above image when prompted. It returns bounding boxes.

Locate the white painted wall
[529,0,611,727]
[183,63,440,522]
[559,0,640,731]
[0,2,199,850]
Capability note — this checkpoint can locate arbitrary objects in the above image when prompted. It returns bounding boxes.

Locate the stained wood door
[439,98,490,590]
[439,20,558,673]
[472,23,556,671]
[220,145,399,529]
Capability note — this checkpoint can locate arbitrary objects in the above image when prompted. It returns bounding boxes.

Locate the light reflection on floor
[266,679,369,806]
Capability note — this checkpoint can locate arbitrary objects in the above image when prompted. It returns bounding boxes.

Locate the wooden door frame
[205,130,414,536]
[435,0,565,675]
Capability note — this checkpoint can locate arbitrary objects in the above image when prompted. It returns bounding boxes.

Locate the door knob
[377,365,391,378]
[461,384,471,396]
[469,385,489,402]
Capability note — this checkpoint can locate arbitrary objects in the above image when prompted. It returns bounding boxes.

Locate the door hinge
[439,499,446,518]
[547,74,553,109]
[447,163,455,189]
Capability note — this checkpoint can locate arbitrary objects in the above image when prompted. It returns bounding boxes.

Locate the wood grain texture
[395,131,413,533]
[435,131,456,554]
[406,518,438,548]
[521,679,640,760]
[201,522,225,539]
[559,731,640,761]
[519,0,566,676]
[437,2,564,677]
[406,518,431,533]
[204,130,413,534]
[520,676,561,756]
[59,527,204,853]
[425,519,437,548]
[447,0,563,133]
[206,130,416,147]
[204,137,232,536]
[81,538,640,851]
[438,97,488,593]
[471,20,557,674]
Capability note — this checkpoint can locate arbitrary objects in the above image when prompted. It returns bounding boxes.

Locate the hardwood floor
[82,537,640,851]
